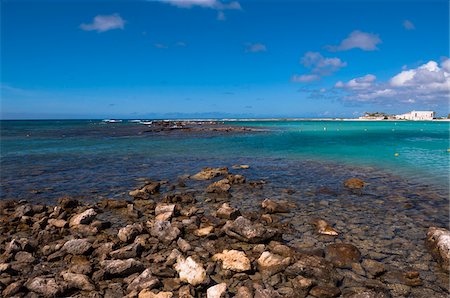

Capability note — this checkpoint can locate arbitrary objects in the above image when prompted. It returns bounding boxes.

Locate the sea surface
[1,120,450,293]
[1,120,449,201]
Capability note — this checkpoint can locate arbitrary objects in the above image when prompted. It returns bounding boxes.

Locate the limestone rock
[101,258,144,277]
[223,216,280,243]
[174,256,206,286]
[69,208,97,227]
[194,226,214,237]
[25,277,61,297]
[191,167,228,180]
[426,226,450,272]
[216,203,240,220]
[212,250,251,272]
[155,204,176,221]
[207,283,227,298]
[61,271,95,291]
[149,220,181,244]
[118,223,144,243]
[206,179,231,193]
[63,238,92,255]
[257,251,291,277]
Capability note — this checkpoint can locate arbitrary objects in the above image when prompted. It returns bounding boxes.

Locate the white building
[395,111,435,120]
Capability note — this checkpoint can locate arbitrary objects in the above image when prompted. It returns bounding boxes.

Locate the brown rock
[257,251,291,277]
[206,179,231,193]
[425,226,450,272]
[261,199,294,213]
[223,216,280,243]
[190,167,228,180]
[310,285,341,298]
[344,178,365,189]
[216,203,240,220]
[118,223,144,243]
[325,243,361,268]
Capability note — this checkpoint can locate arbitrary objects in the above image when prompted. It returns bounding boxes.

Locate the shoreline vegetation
[0,166,449,298]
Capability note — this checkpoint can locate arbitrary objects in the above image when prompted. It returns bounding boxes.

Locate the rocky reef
[0,167,448,297]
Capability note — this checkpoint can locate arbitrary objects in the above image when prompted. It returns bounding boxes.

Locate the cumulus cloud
[291,74,321,83]
[301,51,347,75]
[156,0,241,10]
[245,43,267,53]
[403,20,415,30]
[80,14,125,33]
[326,30,381,51]
[334,60,450,104]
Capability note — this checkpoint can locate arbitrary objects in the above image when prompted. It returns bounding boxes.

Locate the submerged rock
[344,178,365,190]
[212,250,251,272]
[206,179,231,193]
[261,199,294,213]
[174,256,206,286]
[129,181,161,199]
[223,216,280,243]
[425,226,450,272]
[257,251,291,277]
[226,174,246,184]
[325,243,361,268]
[190,167,228,180]
[312,219,338,236]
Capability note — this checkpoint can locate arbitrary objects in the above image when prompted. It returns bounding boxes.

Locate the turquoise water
[1,120,449,199]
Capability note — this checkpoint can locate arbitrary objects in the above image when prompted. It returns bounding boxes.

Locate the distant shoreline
[1,118,449,122]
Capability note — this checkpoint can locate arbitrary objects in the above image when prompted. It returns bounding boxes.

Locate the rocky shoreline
[0,166,449,298]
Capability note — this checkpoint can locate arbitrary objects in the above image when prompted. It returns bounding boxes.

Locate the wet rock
[344,178,365,189]
[129,181,161,199]
[138,290,173,298]
[149,220,181,244]
[190,167,228,180]
[310,285,341,298]
[69,208,97,227]
[118,223,144,243]
[162,192,195,204]
[285,254,340,286]
[61,271,95,291]
[99,198,128,209]
[25,277,61,297]
[223,216,280,243]
[261,199,294,213]
[155,204,176,221]
[63,238,92,255]
[362,259,386,278]
[212,249,251,272]
[206,179,231,193]
[127,268,160,293]
[381,271,422,287]
[425,226,450,272]
[207,283,227,298]
[216,203,240,220]
[257,251,291,277]
[177,238,192,252]
[325,243,361,268]
[48,219,68,228]
[58,197,79,209]
[226,174,246,184]
[101,258,144,277]
[174,256,206,286]
[312,219,338,236]
[110,243,142,259]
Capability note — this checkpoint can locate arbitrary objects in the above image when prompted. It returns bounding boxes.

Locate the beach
[0,120,449,297]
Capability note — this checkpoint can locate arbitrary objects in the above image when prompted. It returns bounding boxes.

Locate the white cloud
[245,43,267,53]
[403,20,415,30]
[291,74,321,83]
[157,0,241,10]
[154,43,169,49]
[80,14,125,33]
[334,59,450,104]
[301,51,347,75]
[326,30,382,51]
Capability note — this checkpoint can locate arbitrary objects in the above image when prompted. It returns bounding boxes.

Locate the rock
[118,223,144,243]
[257,251,291,277]
[13,204,33,218]
[235,286,253,298]
[63,238,92,255]
[232,164,250,169]
[58,197,79,209]
[285,254,340,286]
[155,204,176,221]
[163,192,195,204]
[310,285,341,298]
[61,271,95,291]
[212,250,251,272]
[101,258,144,277]
[223,216,280,243]
[226,174,246,184]
[127,268,160,293]
[15,251,35,263]
[149,220,181,244]
[254,287,281,298]
[312,219,338,236]
[190,167,228,180]
[25,277,61,297]
[138,290,173,298]
[206,179,231,193]
[174,256,206,286]
[216,203,240,220]
[110,243,143,259]
[129,181,161,199]
[261,199,294,213]
[362,259,386,278]
[344,178,365,189]
[425,226,450,272]
[194,226,214,237]
[2,280,24,297]
[207,283,227,298]
[5,239,22,254]
[48,219,68,228]
[291,275,315,297]
[177,238,192,252]
[325,243,361,268]
[69,208,97,227]
[382,270,422,287]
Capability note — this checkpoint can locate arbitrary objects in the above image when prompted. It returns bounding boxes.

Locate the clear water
[0,120,449,200]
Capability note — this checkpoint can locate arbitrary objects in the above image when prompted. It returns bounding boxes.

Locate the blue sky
[1,0,449,119]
